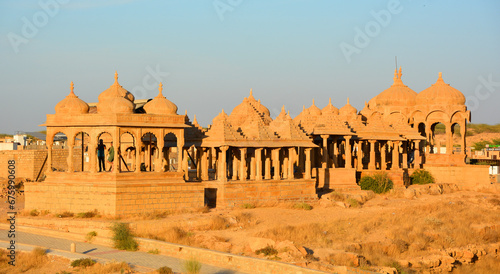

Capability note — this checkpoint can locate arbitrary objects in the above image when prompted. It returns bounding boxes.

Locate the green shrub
[71,258,96,268]
[359,172,393,194]
[30,209,39,216]
[255,245,278,256]
[148,249,160,254]
[86,231,97,242]
[241,203,256,209]
[292,202,313,210]
[76,211,97,218]
[157,266,173,274]
[346,198,361,208]
[183,258,202,274]
[410,169,435,185]
[32,247,47,256]
[111,223,139,251]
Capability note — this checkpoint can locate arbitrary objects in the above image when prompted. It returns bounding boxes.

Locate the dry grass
[79,261,132,274]
[206,215,231,230]
[0,247,49,272]
[452,254,500,274]
[234,212,258,228]
[257,198,500,268]
[136,225,194,245]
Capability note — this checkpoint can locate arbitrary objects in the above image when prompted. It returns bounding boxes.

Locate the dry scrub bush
[136,225,194,246]
[206,215,230,230]
[234,212,258,228]
[85,261,131,274]
[452,254,500,274]
[0,247,49,272]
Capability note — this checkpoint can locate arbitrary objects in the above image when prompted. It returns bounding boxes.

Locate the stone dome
[212,109,229,124]
[143,83,178,115]
[307,99,322,116]
[55,82,89,114]
[98,72,135,103]
[373,68,417,107]
[339,98,358,116]
[97,72,135,114]
[322,98,339,115]
[416,72,466,106]
[255,99,271,117]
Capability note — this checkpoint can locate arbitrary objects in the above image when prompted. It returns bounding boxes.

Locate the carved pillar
[392,141,400,169]
[67,136,74,173]
[113,128,120,173]
[414,140,421,168]
[219,146,228,182]
[305,148,312,179]
[89,134,96,173]
[135,129,142,173]
[282,150,288,179]
[368,140,376,170]
[345,136,352,168]
[321,135,329,169]
[256,148,263,181]
[402,141,408,169]
[446,123,453,155]
[156,130,164,172]
[265,148,271,180]
[357,141,364,171]
[177,134,184,177]
[273,148,281,180]
[232,149,239,180]
[201,148,209,180]
[250,151,256,180]
[381,142,387,170]
[288,147,294,179]
[240,148,247,181]
[461,122,466,155]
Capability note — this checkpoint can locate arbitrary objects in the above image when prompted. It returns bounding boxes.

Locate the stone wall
[424,164,490,190]
[217,179,317,208]
[25,172,204,216]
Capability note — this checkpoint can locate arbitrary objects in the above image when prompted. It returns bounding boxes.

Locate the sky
[1,0,499,135]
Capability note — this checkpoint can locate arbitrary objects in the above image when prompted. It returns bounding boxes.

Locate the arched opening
[430,122,446,154]
[451,123,461,154]
[51,132,68,172]
[120,132,135,172]
[74,132,90,172]
[141,132,157,171]
[163,133,178,171]
[97,132,112,172]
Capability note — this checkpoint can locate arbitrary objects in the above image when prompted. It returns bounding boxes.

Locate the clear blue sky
[1,0,499,134]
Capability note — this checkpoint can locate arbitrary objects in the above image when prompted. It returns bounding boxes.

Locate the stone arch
[163,132,178,171]
[73,131,90,172]
[120,131,136,171]
[386,111,408,124]
[51,131,68,172]
[141,132,157,171]
[97,132,113,172]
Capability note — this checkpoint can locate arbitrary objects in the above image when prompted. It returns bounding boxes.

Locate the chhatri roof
[371,67,417,107]
[143,83,178,115]
[321,98,340,115]
[55,82,89,115]
[416,72,466,106]
[96,72,135,114]
[339,98,358,117]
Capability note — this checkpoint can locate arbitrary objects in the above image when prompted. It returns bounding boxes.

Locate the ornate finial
[258,99,261,103]
[312,98,316,106]
[250,88,253,96]
[114,71,118,82]
[281,105,286,113]
[185,110,187,115]
[193,114,198,124]
[347,97,350,104]
[393,68,398,81]
[158,82,163,96]
[398,66,402,79]
[70,81,75,94]
[303,105,306,111]
[439,72,442,78]
[287,110,290,116]
[221,109,225,114]
[329,98,332,105]
[365,100,368,106]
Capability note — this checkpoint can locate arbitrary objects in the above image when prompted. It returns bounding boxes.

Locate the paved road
[0,229,245,274]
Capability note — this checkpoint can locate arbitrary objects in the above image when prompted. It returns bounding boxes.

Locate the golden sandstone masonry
[23,69,490,216]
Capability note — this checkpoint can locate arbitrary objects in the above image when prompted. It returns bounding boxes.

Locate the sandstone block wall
[221,179,317,208]
[424,165,490,189]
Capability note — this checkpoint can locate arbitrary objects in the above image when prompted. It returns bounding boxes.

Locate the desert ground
[1,182,499,274]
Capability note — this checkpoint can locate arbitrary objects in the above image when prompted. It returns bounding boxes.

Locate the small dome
[55,82,89,114]
[97,72,135,114]
[307,99,322,116]
[373,67,417,107]
[416,72,466,106]
[98,71,135,102]
[143,83,178,115]
[339,98,358,116]
[359,101,372,117]
[255,99,271,117]
[212,109,229,124]
[322,98,339,115]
